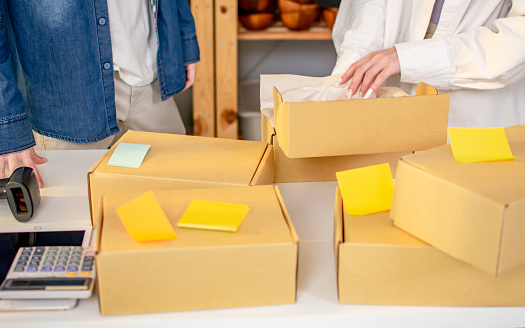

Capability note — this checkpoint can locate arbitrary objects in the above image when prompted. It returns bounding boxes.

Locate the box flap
[334,188,344,258]
[400,125,525,205]
[250,144,274,186]
[273,87,291,158]
[87,151,110,223]
[273,186,299,243]
[99,185,295,253]
[94,196,105,253]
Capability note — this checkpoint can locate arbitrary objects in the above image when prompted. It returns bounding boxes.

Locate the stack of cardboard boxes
[335,125,525,306]
[88,132,298,315]
[88,75,524,315]
[263,78,525,305]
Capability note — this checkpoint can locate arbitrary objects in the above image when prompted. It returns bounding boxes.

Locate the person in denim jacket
[0,0,200,187]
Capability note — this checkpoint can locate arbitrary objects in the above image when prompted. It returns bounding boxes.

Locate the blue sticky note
[107,143,151,168]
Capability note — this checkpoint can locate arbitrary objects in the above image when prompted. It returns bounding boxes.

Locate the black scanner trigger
[0,167,41,222]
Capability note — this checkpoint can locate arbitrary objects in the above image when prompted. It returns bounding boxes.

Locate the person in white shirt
[332,0,525,128]
[106,0,193,145]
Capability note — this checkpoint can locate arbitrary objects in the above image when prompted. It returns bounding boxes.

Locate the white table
[0,150,96,245]
[2,150,525,328]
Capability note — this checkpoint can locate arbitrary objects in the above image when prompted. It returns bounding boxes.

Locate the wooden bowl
[322,7,338,30]
[280,9,319,30]
[239,0,277,12]
[278,0,319,12]
[239,12,275,30]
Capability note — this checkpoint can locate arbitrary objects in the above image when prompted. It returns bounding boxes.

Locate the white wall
[238,39,337,80]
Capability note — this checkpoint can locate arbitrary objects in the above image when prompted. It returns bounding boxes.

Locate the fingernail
[345,89,353,99]
[334,78,342,87]
[363,88,373,99]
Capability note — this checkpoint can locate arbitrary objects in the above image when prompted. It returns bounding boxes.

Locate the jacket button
[103,62,111,70]
[98,18,107,25]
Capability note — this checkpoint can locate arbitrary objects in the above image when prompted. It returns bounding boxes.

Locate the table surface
[0,151,93,239]
[2,150,525,328]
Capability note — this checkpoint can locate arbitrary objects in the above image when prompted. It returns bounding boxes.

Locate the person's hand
[0,148,47,188]
[182,63,197,92]
[336,47,401,99]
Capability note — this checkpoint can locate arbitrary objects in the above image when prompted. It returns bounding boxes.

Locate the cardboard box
[261,115,409,183]
[95,185,298,315]
[273,82,449,158]
[334,188,525,306]
[88,131,274,225]
[391,125,525,276]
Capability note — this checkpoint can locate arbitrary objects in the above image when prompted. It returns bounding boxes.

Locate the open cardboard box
[272,82,449,159]
[88,130,274,226]
[95,185,298,315]
[261,114,409,183]
[334,188,525,306]
[391,125,525,276]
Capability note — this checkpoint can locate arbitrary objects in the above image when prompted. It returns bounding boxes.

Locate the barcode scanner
[0,167,41,222]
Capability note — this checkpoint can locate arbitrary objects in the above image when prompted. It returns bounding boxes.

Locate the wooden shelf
[238,22,332,40]
[192,0,334,139]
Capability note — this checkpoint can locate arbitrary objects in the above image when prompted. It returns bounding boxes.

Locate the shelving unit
[239,22,332,40]
[191,0,332,138]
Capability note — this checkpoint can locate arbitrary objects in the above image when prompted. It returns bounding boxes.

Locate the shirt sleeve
[0,7,35,155]
[396,5,525,91]
[331,0,387,75]
[176,0,200,66]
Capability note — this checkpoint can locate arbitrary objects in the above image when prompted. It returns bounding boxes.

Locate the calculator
[0,246,95,300]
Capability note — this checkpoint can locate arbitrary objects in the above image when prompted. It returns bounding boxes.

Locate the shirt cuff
[0,114,36,155]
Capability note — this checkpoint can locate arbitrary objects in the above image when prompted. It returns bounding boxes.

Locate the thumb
[30,148,47,164]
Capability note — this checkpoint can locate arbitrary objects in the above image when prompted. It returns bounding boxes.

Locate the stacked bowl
[239,0,277,30]
[278,0,320,31]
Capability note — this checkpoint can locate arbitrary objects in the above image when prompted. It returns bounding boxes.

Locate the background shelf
[238,22,332,40]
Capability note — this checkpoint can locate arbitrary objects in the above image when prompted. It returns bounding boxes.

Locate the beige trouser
[34,72,186,150]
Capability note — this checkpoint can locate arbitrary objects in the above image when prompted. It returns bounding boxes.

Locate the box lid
[92,131,269,186]
[98,185,295,253]
[336,187,426,247]
[400,125,525,205]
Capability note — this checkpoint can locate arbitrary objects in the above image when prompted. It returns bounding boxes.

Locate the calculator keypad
[9,246,95,278]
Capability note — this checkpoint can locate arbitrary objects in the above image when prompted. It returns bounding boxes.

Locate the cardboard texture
[334,188,525,306]
[391,125,525,276]
[272,82,449,158]
[95,185,298,315]
[88,130,274,225]
[261,115,408,183]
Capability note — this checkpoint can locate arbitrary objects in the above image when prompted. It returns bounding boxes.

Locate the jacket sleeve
[176,0,200,65]
[0,5,35,155]
[395,3,525,90]
[331,0,387,75]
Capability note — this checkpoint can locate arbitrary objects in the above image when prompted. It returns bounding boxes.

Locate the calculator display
[2,278,91,290]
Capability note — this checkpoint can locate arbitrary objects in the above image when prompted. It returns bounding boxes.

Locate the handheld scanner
[0,167,41,222]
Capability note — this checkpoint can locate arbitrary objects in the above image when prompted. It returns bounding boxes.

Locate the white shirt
[107,0,158,86]
[332,0,525,128]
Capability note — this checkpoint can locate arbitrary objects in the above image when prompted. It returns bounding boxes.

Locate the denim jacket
[0,0,200,155]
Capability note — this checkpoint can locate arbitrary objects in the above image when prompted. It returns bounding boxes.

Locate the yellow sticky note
[336,163,394,216]
[177,200,250,232]
[448,128,515,163]
[116,190,178,242]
